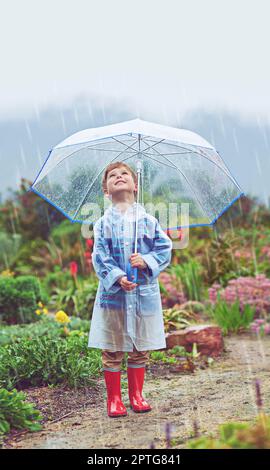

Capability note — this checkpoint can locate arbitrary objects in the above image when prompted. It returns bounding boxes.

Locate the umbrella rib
[144,137,213,152]
[39,137,139,180]
[140,152,176,170]
[72,140,139,220]
[142,139,240,189]
[112,135,166,156]
[146,147,211,220]
[140,136,166,153]
[142,150,194,158]
[112,135,166,154]
[74,147,136,153]
[150,151,194,156]
[111,137,139,153]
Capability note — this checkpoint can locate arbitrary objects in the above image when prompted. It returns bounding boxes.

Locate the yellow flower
[35,309,42,315]
[42,308,48,314]
[55,310,70,324]
[38,301,44,308]
[1,269,15,277]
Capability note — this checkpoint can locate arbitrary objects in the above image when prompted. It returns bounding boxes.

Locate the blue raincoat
[87,202,173,352]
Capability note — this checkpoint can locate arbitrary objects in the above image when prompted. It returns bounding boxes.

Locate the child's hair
[102,162,137,194]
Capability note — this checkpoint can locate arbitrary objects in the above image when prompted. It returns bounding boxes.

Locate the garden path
[3,333,270,449]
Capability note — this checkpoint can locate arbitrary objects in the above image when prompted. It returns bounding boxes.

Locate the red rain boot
[104,370,127,418]
[127,366,152,413]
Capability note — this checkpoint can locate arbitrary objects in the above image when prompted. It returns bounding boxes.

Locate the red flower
[84,251,92,259]
[166,228,183,240]
[177,229,183,240]
[86,239,94,249]
[69,261,78,277]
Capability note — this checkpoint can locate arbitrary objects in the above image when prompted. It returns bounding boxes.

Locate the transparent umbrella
[29,118,245,281]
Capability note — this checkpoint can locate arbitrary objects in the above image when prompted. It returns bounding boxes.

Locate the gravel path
[3,333,270,449]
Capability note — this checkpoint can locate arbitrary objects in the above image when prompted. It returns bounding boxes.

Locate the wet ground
[3,332,270,449]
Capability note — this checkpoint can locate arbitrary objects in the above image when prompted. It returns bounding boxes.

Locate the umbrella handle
[126,260,138,283]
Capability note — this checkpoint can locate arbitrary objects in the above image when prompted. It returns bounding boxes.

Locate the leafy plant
[149,350,178,364]
[202,231,242,285]
[207,293,255,335]
[0,232,22,271]
[0,334,102,390]
[0,178,64,241]
[0,315,90,346]
[168,259,203,301]
[0,387,43,446]
[50,276,98,319]
[159,272,187,308]
[50,219,81,248]
[167,345,189,356]
[208,274,270,318]
[188,414,270,449]
[41,266,72,295]
[163,304,201,333]
[0,275,47,324]
[167,344,200,359]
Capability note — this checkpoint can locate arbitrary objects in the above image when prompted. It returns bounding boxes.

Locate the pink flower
[208,274,270,318]
[264,324,270,334]
[260,246,270,260]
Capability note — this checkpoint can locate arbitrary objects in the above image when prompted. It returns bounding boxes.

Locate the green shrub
[207,294,255,335]
[0,334,102,390]
[0,387,43,447]
[0,315,90,346]
[0,275,47,324]
[11,238,49,274]
[202,231,241,285]
[41,266,72,296]
[50,219,81,247]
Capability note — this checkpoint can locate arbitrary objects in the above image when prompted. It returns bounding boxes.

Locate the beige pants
[102,344,149,371]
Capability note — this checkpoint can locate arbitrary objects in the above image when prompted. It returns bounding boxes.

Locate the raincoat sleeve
[92,219,126,293]
[140,219,173,281]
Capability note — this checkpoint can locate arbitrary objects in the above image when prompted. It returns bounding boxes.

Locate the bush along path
[2,332,270,449]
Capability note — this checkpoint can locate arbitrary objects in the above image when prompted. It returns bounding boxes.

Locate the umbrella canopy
[29,118,245,230]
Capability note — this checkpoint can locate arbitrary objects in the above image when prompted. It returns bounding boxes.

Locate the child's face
[105,166,137,198]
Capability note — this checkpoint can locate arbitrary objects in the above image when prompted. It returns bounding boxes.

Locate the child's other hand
[118,276,138,291]
[129,253,147,270]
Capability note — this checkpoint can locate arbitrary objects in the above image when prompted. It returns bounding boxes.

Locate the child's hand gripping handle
[126,260,138,283]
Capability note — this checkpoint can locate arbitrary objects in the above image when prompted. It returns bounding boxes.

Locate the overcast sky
[0,0,269,207]
[0,0,269,124]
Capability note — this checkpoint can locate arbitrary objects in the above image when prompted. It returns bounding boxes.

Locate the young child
[88,161,172,417]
